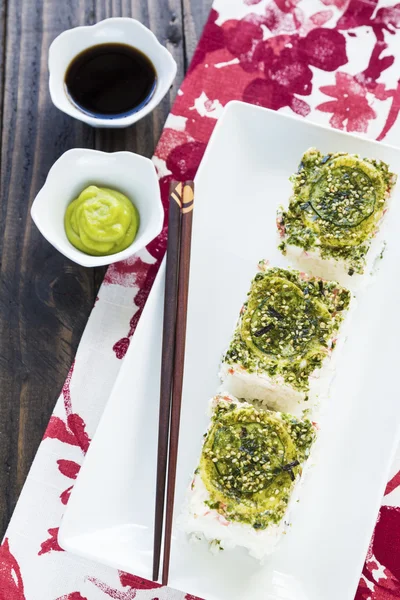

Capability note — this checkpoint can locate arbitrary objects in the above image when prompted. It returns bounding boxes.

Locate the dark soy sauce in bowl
[65,43,157,118]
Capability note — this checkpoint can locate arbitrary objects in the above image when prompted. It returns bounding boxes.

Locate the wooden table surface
[0,0,212,539]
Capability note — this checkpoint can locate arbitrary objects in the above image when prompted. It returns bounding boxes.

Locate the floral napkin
[1,1,400,599]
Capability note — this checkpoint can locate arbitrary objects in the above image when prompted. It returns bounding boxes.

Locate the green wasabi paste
[65,185,139,256]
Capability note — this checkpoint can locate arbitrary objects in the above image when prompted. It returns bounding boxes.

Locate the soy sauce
[65,43,157,118]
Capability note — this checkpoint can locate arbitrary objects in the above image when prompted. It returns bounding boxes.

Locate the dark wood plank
[0,0,95,536]
[0,1,5,102]
[0,0,6,232]
[182,0,213,64]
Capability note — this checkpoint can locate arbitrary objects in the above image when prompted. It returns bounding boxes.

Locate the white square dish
[59,101,400,600]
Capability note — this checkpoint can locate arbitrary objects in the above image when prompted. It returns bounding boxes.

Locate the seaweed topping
[199,400,316,530]
[310,166,375,228]
[223,267,350,392]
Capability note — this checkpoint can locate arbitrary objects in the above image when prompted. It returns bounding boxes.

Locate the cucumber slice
[310,166,375,228]
[245,276,328,359]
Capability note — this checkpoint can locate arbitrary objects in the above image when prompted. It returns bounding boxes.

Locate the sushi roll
[220,264,351,415]
[181,394,316,560]
[277,148,396,287]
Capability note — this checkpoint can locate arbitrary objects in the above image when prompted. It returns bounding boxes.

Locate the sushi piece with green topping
[181,394,316,560]
[220,263,351,416]
[277,148,396,286]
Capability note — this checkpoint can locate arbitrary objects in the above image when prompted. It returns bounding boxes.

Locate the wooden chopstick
[162,181,195,586]
[152,181,183,581]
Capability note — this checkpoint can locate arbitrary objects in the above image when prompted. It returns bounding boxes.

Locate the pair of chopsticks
[153,180,195,585]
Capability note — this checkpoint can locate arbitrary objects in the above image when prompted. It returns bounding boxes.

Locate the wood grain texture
[0,1,5,103]
[0,0,211,538]
[182,0,213,64]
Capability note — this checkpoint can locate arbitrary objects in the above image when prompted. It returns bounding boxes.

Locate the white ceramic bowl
[49,18,177,128]
[31,149,163,267]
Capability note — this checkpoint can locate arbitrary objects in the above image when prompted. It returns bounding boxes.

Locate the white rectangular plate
[59,101,400,600]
